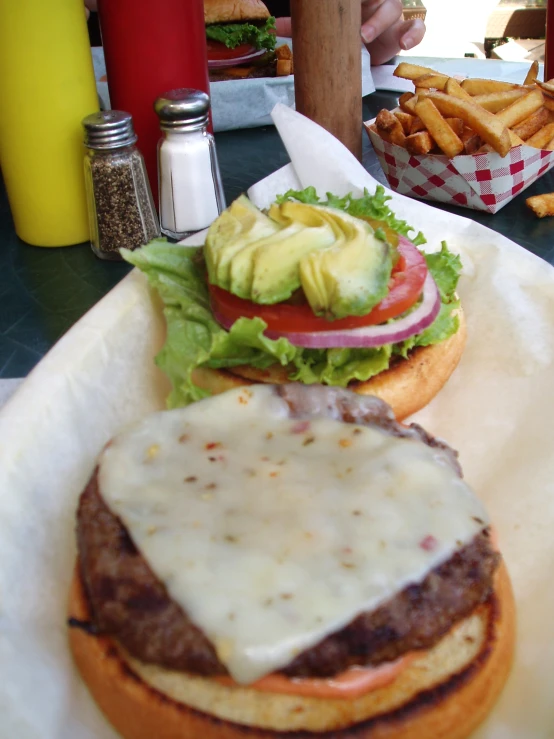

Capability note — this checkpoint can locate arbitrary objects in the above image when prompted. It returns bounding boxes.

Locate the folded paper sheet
[1,106,554,738]
[371,56,546,94]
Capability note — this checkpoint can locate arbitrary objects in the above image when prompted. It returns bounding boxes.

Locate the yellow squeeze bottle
[0,0,99,246]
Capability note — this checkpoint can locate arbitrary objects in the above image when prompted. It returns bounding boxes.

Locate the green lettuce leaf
[276,185,426,246]
[122,193,462,407]
[425,241,463,301]
[206,18,276,51]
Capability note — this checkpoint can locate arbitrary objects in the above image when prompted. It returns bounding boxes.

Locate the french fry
[526,193,554,218]
[546,136,554,151]
[375,108,406,147]
[367,122,393,145]
[511,107,550,141]
[525,122,554,149]
[536,80,554,96]
[393,109,414,135]
[472,89,527,113]
[424,91,511,156]
[410,116,426,134]
[413,73,449,90]
[543,96,554,113]
[472,88,529,113]
[496,88,544,128]
[393,62,445,80]
[399,92,418,115]
[508,129,525,147]
[414,98,464,158]
[523,60,539,85]
[276,59,293,76]
[405,131,434,155]
[445,77,473,101]
[460,126,482,154]
[461,78,519,95]
[275,44,292,61]
[445,117,464,137]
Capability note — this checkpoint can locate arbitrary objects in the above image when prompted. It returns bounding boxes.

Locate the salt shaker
[154,89,226,241]
[82,111,160,261]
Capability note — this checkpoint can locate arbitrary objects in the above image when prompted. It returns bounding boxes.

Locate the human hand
[275,17,292,36]
[274,1,424,65]
[361,0,425,65]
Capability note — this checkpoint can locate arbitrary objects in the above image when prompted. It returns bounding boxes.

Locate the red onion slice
[213,272,441,349]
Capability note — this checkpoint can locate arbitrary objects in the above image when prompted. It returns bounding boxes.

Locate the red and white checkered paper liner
[366,123,554,214]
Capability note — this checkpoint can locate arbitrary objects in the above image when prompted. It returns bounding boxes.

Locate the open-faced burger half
[68,384,515,739]
[124,187,466,421]
[204,0,280,80]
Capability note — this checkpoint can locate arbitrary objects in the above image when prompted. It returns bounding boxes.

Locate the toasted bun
[69,556,514,739]
[191,309,467,422]
[204,0,270,25]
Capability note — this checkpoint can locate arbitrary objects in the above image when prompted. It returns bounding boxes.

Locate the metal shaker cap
[82,111,137,150]
[154,89,211,131]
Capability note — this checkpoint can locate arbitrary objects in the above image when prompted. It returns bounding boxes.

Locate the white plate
[208,47,267,70]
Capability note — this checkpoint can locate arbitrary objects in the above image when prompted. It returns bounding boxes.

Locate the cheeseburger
[123,186,466,421]
[204,0,286,81]
[68,384,514,739]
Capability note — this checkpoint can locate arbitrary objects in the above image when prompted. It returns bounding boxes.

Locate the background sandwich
[205,0,292,81]
[124,186,466,420]
[68,384,515,739]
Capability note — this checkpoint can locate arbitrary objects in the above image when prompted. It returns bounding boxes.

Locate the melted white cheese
[98,385,489,685]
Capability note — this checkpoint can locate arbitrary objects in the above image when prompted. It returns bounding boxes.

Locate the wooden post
[546,0,554,82]
[291,0,363,160]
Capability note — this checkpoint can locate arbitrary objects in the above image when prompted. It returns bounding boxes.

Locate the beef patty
[75,386,499,679]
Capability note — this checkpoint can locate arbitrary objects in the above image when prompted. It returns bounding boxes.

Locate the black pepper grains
[82,111,159,260]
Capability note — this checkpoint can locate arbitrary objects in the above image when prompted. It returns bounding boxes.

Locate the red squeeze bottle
[97,0,210,204]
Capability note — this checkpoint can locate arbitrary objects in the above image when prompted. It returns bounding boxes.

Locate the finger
[361,0,402,44]
[398,18,426,51]
[275,16,292,37]
[364,18,419,66]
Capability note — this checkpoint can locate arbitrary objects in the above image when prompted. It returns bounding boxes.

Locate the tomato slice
[206,39,256,61]
[208,239,428,333]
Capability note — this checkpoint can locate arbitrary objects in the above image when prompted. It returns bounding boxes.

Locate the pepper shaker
[154,89,226,241]
[82,111,160,260]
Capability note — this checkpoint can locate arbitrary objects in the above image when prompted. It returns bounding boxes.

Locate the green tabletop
[1,90,553,379]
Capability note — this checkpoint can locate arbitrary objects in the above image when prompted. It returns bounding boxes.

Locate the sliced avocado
[205,198,392,319]
[229,221,305,299]
[251,203,337,304]
[298,206,392,320]
[205,195,280,289]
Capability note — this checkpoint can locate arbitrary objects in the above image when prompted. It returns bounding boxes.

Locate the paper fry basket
[366,121,554,214]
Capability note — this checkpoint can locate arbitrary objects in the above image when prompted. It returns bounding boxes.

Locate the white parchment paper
[1,106,554,738]
[372,56,545,93]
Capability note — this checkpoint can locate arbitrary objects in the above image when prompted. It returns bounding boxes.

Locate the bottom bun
[190,310,467,422]
[68,556,514,739]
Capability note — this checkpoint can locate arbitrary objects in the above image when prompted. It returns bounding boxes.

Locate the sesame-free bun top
[204,0,271,25]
